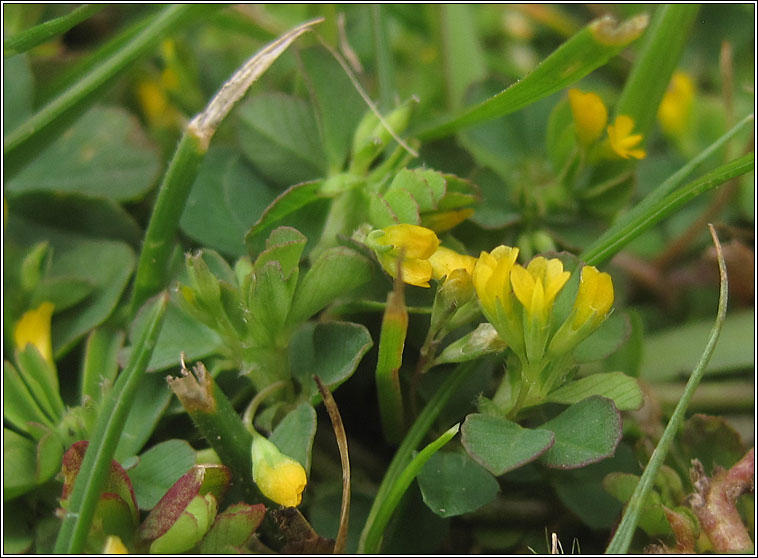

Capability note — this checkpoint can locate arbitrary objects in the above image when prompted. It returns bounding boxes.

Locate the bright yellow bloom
[510,257,570,321]
[14,302,55,365]
[606,115,646,159]
[369,224,440,288]
[103,535,129,554]
[568,89,608,146]
[251,436,307,507]
[657,71,695,136]
[420,208,475,233]
[472,245,520,318]
[429,246,476,281]
[572,266,614,329]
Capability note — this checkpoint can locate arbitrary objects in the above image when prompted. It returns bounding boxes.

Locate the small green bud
[186,252,221,306]
[350,98,417,173]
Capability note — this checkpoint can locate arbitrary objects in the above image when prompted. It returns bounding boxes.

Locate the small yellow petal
[568,89,608,145]
[510,264,536,313]
[429,246,476,280]
[14,302,55,365]
[401,259,433,288]
[103,536,129,554]
[607,115,646,160]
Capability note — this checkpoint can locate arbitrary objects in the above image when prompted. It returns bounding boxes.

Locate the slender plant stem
[314,376,351,555]
[4,4,105,57]
[605,224,728,554]
[54,293,168,554]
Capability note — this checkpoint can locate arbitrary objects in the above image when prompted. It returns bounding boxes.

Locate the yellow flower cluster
[473,245,614,365]
[568,88,646,160]
[367,225,614,352]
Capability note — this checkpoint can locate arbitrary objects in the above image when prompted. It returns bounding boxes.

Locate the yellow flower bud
[251,436,307,507]
[14,302,55,366]
[510,257,570,321]
[429,246,476,281]
[568,89,608,146]
[606,115,646,159]
[368,224,440,288]
[657,71,695,136]
[572,265,614,329]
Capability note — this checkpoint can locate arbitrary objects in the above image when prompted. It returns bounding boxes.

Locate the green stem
[3,4,105,57]
[168,361,262,504]
[581,152,754,266]
[358,361,473,553]
[4,5,210,178]
[54,293,168,554]
[605,225,728,554]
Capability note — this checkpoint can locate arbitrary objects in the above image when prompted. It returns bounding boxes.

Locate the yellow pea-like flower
[14,302,55,366]
[568,89,608,146]
[572,265,614,329]
[606,115,646,159]
[368,224,440,288]
[510,257,570,321]
[251,435,307,507]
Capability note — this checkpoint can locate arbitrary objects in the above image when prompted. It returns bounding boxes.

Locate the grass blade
[417,13,649,140]
[3,4,105,57]
[605,224,728,553]
[581,152,754,266]
[3,5,211,178]
[53,293,168,554]
[358,361,473,553]
[613,5,699,137]
[359,423,460,554]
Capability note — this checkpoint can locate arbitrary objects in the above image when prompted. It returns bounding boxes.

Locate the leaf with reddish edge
[199,502,267,553]
[139,464,231,542]
[61,441,139,524]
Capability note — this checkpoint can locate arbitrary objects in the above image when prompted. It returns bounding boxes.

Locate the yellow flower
[14,302,55,366]
[606,115,646,159]
[472,245,520,319]
[572,265,614,329]
[251,435,307,507]
[657,71,695,136]
[510,257,570,321]
[568,89,608,146]
[429,246,476,281]
[368,224,440,288]
[103,535,129,554]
